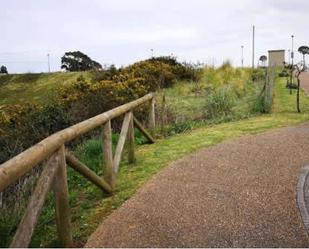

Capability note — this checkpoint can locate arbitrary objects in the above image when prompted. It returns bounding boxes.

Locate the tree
[61,51,102,71]
[298,46,309,67]
[259,55,267,67]
[294,63,306,113]
[0,65,8,74]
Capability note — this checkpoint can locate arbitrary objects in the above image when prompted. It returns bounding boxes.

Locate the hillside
[0,71,92,105]
[2,75,308,247]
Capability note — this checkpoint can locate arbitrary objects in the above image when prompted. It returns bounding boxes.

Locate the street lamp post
[290,35,295,94]
[47,53,50,73]
[291,35,294,67]
[252,25,255,69]
[241,45,244,68]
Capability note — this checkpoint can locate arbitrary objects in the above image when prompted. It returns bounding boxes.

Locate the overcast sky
[1,0,308,73]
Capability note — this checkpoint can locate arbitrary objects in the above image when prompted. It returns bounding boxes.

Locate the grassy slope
[0,71,91,105]
[30,77,309,247]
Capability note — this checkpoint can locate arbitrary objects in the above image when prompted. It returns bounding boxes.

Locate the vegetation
[294,64,306,113]
[156,65,266,136]
[0,71,92,105]
[0,65,8,74]
[298,45,309,66]
[2,58,309,247]
[259,55,267,67]
[0,57,200,164]
[61,51,102,71]
[2,75,308,247]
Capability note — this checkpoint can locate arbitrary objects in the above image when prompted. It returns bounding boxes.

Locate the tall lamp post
[252,25,255,69]
[241,45,244,68]
[289,35,295,94]
[291,35,294,67]
[291,35,295,85]
[47,53,51,73]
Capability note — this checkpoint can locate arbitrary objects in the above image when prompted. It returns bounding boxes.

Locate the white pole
[241,45,244,68]
[252,25,255,69]
[47,53,51,72]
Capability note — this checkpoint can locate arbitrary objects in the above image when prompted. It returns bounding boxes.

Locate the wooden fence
[0,93,156,247]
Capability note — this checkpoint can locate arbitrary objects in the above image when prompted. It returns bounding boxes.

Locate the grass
[23,76,309,247]
[0,71,91,105]
[156,71,262,135]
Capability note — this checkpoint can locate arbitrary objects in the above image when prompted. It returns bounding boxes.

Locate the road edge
[297,164,309,235]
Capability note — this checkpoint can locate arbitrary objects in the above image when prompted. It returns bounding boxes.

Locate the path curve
[300,72,309,95]
[86,123,309,247]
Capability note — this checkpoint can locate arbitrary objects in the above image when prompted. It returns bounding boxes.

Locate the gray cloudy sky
[1,0,308,73]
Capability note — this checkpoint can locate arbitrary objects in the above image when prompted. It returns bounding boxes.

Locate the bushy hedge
[0,56,200,163]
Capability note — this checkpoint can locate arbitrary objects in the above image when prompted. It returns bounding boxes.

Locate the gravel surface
[86,123,309,247]
[300,72,309,95]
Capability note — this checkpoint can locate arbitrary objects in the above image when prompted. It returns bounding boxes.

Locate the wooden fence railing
[0,93,156,247]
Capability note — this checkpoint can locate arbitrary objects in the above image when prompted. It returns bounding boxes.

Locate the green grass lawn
[26,76,309,247]
[0,71,91,105]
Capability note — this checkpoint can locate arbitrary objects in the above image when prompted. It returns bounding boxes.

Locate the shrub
[251,69,266,81]
[278,69,289,77]
[204,86,236,119]
[90,65,119,82]
[0,103,69,163]
[0,57,203,164]
[219,60,232,70]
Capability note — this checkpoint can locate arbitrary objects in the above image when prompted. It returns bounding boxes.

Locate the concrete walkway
[86,123,309,247]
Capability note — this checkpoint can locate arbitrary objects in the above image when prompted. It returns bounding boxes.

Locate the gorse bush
[0,103,69,163]
[0,56,200,163]
[90,65,118,82]
[112,56,201,90]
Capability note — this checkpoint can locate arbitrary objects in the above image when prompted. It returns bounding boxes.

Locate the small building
[268,50,285,67]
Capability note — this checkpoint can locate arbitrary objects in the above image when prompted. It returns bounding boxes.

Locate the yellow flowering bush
[1,56,200,163]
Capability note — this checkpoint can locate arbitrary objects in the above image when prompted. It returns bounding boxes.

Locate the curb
[297,164,309,234]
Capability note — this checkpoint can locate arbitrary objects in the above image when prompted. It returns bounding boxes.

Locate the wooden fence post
[113,112,132,174]
[53,145,73,247]
[160,93,166,134]
[103,120,115,189]
[127,112,135,164]
[10,152,60,248]
[148,97,155,134]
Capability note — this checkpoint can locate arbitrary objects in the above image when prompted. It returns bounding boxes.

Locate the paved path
[86,123,309,247]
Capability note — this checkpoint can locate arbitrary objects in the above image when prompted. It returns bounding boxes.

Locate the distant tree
[259,55,267,67]
[108,64,117,75]
[298,46,309,67]
[61,51,102,72]
[0,65,8,74]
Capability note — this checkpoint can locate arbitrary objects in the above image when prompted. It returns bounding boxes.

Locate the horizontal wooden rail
[0,93,154,192]
[0,93,156,247]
